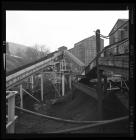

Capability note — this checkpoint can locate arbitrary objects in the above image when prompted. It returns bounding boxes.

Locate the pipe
[15,106,128,125]
[48,116,129,133]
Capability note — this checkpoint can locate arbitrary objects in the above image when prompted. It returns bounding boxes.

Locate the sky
[6,11,129,52]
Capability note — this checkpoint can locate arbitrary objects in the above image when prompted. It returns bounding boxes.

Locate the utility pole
[96,29,103,120]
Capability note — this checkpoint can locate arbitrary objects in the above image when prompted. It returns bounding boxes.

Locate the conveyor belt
[6,51,60,89]
[6,51,57,76]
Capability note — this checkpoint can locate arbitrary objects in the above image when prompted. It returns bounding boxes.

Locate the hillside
[6,42,49,73]
[6,54,27,72]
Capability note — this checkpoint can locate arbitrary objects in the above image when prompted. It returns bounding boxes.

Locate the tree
[33,44,50,59]
[24,44,50,63]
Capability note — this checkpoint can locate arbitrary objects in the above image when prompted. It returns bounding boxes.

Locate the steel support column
[62,73,65,96]
[96,29,103,120]
[31,75,34,90]
[103,76,108,94]
[120,78,123,94]
[69,74,72,90]
[7,92,16,133]
[41,73,44,102]
[19,84,23,109]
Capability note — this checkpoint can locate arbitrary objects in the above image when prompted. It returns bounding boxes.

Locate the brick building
[69,35,104,66]
[109,19,129,45]
[106,19,129,56]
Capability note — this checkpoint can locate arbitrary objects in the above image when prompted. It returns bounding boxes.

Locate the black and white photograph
[2,2,135,137]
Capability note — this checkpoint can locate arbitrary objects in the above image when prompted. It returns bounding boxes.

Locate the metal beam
[22,88,40,103]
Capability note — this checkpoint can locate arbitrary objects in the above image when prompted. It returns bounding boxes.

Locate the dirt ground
[14,86,129,133]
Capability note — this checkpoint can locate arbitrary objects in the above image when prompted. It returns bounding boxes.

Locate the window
[121,30,125,40]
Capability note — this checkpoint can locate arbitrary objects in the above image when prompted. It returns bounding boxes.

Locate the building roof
[109,19,128,35]
[74,35,103,46]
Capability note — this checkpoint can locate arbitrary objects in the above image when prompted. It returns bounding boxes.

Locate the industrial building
[69,35,104,66]
[104,19,129,56]
[109,19,129,45]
